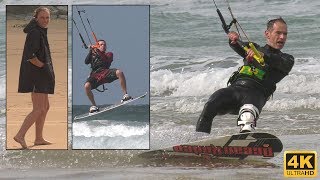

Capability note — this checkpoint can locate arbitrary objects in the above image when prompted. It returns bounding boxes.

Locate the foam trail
[73,121,149,137]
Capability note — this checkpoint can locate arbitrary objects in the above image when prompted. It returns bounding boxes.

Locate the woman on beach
[14,7,55,149]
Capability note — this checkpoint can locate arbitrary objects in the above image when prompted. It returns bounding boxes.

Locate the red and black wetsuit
[196,41,294,133]
[85,49,118,89]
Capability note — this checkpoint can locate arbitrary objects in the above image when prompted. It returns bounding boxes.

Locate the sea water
[72,105,149,149]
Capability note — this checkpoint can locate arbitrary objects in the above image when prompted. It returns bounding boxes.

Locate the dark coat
[18,18,55,94]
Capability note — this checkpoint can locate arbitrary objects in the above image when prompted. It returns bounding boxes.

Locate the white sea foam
[151,67,235,97]
[73,121,149,138]
[265,97,320,111]
[276,74,320,94]
[150,55,320,112]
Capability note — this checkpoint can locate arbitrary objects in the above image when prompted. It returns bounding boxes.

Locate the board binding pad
[73,92,148,121]
[139,132,283,161]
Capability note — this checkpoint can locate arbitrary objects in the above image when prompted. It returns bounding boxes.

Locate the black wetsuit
[196,41,294,133]
[18,18,55,94]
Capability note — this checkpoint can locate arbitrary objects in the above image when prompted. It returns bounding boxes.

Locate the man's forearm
[229,40,247,58]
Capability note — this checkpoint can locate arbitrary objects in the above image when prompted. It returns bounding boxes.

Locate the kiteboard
[73,92,148,121]
[139,132,283,162]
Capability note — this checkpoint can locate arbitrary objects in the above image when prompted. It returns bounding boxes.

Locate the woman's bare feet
[34,139,52,146]
[13,136,28,149]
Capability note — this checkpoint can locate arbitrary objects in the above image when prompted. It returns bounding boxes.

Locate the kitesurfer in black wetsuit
[84,40,132,113]
[196,17,294,133]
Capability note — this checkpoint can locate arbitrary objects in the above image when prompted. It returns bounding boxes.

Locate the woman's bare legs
[14,93,49,148]
[34,94,51,145]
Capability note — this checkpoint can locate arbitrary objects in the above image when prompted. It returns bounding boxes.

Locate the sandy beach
[6,18,68,150]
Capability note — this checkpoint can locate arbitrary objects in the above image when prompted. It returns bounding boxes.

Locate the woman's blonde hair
[33,7,50,18]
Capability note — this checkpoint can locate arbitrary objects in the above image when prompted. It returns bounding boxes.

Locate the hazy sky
[72,5,149,105]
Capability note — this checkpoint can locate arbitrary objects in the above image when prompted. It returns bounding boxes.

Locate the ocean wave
[276,74,320,94]
[150,68,320,113]
[151,96,205,113]
[151,68,235,97]
[72,120,149,149]
[73,121,149,138]
[265,97,320,111]
[150,55,240,72]
[73,134,149,149]
[150,95,320,115]
[151,66,319,98]
[150,96,320,115]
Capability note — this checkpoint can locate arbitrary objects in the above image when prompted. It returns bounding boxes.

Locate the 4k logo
[284,151,317,177]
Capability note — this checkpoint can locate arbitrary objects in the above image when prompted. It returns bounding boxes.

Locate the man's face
[265,21,287,50]
[36,10,50,28]
[98,40,106,52]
